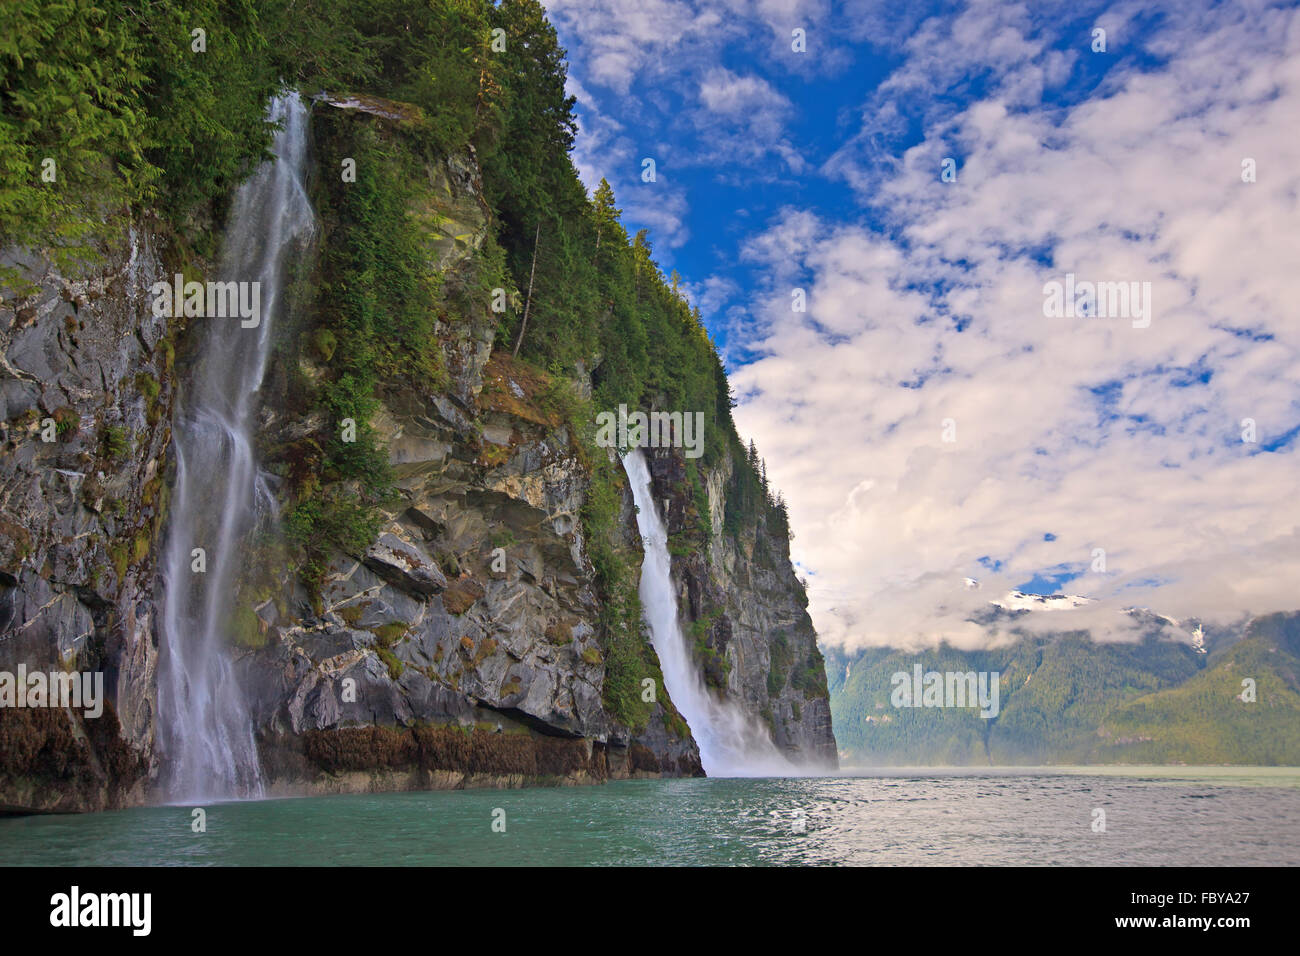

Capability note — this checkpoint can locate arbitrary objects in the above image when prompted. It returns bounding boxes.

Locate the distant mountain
[825,610,1300,765]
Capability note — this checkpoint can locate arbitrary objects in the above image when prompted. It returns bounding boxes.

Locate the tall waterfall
[158,93,315,801]
[622,449,791,776]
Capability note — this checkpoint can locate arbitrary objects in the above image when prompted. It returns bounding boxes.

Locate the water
[2,769,1296,865]
[622,449,791,775]
[156,93,315,802]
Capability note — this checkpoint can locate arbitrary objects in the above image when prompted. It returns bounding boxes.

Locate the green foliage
[791,649,829,697]
[108,542,129,582]
[0,0,370,282]
[134,373,160,402]
[276,107,464,590]
[132,0,279,237]
[691,614,730,692]
[135,372,162,424]
[52,406,80,436]
[2,1,814,759]
[283,495,383,592]
[828,620,1300,766]
[0,0,152,279]
[372,622,408,646]
[340,0,497,157]
[768,631,793,698]
[99,425,130,460]
[582,453,652,729]
[310,328,337,363]
[317,121,443,386]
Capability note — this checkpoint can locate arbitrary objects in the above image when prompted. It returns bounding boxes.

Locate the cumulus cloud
[546,0,727,96]
[730,0,1300,651]
[699,67,789,118]
[548,0,833,249]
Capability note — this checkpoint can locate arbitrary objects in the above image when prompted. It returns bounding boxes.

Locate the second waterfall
[622,449,791,776]
[157,94,316,802]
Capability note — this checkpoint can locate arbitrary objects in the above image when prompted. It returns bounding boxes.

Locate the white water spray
[622,448,792,776]
[158,93,315,801]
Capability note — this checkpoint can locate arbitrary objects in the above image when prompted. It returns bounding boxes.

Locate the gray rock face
[648,450,839,768]
[237,109,702,790]
[0,98,833,809]
[0,227,173,810]
[245,298,700,786]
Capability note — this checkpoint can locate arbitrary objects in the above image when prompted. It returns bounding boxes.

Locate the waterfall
[157,93,315,802]
[621,448,792,776]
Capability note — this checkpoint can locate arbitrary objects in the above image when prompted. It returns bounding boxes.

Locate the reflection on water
[1,768,1296,866]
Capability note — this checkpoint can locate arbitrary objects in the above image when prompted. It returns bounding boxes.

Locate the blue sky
[544,0,1300,650]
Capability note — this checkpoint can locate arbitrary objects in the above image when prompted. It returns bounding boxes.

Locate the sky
[542,0,1300,652]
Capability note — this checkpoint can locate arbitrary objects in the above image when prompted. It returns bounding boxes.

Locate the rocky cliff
[648,450,836,766]
[0,95,835,811]
[0,228,171,811]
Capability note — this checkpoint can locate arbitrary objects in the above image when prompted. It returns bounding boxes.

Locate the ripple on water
[0,771,1298,866]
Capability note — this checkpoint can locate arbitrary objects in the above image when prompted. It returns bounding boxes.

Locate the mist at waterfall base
[621,449,795,777]
[157,94,315,803]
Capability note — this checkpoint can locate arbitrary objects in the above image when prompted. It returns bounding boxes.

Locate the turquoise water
[2,769,1297,866]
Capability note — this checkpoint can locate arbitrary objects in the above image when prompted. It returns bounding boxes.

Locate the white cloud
[730,1,1300,651]
[545,0,728,96]
[699,67,790,118]
[680,273,740,320]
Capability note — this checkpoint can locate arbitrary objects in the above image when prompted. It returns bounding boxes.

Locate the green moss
[134,372,160,401]
[693,621,730,692]
[229,605,268,649]
[665,712,690,741]
[109,543,128,581]
[130,527,150,565]
[100,425,130,460]
[134,373,162,425]
[474,637,498,665]
[767,631,792,698]
[141,475,163,509]
[375,646,404,681]
[371,622,408,647]
[310,328,337,363]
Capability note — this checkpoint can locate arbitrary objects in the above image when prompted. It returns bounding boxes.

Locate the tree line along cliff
[0,0,836,809]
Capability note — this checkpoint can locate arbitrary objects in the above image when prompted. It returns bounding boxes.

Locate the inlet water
[157,93,315,801]
[622,448,791,776]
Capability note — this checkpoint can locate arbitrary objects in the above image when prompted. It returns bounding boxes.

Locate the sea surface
[2,767,1297,866]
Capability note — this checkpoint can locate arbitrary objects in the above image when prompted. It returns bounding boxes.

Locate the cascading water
[158,93,315,802]
[622,448,792,776]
